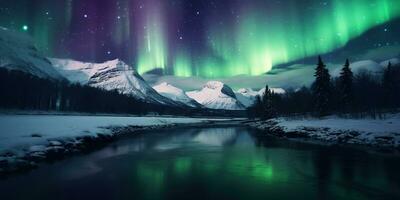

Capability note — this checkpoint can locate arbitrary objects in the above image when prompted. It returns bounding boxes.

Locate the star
[22,25,28,31]
[83,14,88,18]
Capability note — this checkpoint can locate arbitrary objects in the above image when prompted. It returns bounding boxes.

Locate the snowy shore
[246,114,400,149]
[0,115,236,175]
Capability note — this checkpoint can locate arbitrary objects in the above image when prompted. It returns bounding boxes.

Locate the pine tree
[382,62,397,109]
[338,59,354,113]
[312,56,332,117]
[247,95,262,118]
[261,85,276,119]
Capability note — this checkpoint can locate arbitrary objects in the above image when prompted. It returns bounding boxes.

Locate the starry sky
[0,0,399,77]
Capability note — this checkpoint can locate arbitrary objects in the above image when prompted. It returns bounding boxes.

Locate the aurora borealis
[0,0,399,77]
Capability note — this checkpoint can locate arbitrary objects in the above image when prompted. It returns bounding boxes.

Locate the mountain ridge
[50,58,187,107]
[187,81,246,110]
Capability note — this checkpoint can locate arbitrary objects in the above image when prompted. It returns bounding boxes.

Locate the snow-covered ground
[248,114,400,148]
[0,115,221,154]
[277,115,400,134]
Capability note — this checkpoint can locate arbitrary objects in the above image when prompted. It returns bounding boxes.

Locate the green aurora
[1,0,399,78]
[165,0,400,77]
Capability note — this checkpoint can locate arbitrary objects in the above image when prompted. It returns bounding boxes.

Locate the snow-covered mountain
[0,27,64,80]
[331,60,384,76]
[235,87,286,107]
[235,88,259,107]
[380,58,400,67]
[51,58,184,106]
[258,87,286,96]
[153,82,202,108]
[186,81,245,110]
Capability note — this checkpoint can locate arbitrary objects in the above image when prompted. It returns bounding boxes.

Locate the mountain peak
[106,58,123,65]
[159,82,171,86]
[153,82,202,108]
[187,81,245,110]
[204,81,236,99]
[101,59,134,71]
[204,81,224,89]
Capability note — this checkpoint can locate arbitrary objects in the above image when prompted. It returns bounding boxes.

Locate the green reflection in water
[1,128,399,200]
[136,163,165,199]
[127,128,400,200]
[225,154,275,181]
[174,157,192,176]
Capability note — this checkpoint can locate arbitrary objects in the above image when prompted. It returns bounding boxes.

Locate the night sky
[0,0,399,77]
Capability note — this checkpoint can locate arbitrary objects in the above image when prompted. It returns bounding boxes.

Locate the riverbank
[0,114,244,175]
[246,114,400,151]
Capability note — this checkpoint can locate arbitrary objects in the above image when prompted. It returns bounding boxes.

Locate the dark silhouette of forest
[0,68,186,115]
[249,57,400,119]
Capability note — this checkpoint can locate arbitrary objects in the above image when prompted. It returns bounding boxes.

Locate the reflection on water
[193,128,237,146]
[1,127,400,200]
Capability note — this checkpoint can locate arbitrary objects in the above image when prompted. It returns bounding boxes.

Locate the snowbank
[247,114,400,148]
[278,115,400,134]
[0,115,213,152]
[0,115,225,174]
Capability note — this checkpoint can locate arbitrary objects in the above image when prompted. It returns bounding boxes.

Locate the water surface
[1,127,400,200]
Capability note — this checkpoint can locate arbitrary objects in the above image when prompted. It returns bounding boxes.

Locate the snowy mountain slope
[258,87,286,96]
[186,81,245,110]
[235,87,286,107]
[331,60,383,76]
[0,27,64,80]
[235,88,259,107]
[380,58,400,67]
[153,82,202,108]
[51,58,183,106]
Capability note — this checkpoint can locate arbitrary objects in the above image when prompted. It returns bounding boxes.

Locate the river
[1,127,399,200]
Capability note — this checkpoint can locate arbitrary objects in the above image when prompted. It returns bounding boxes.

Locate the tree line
[249,57,400,119]
[0,68,187,115]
